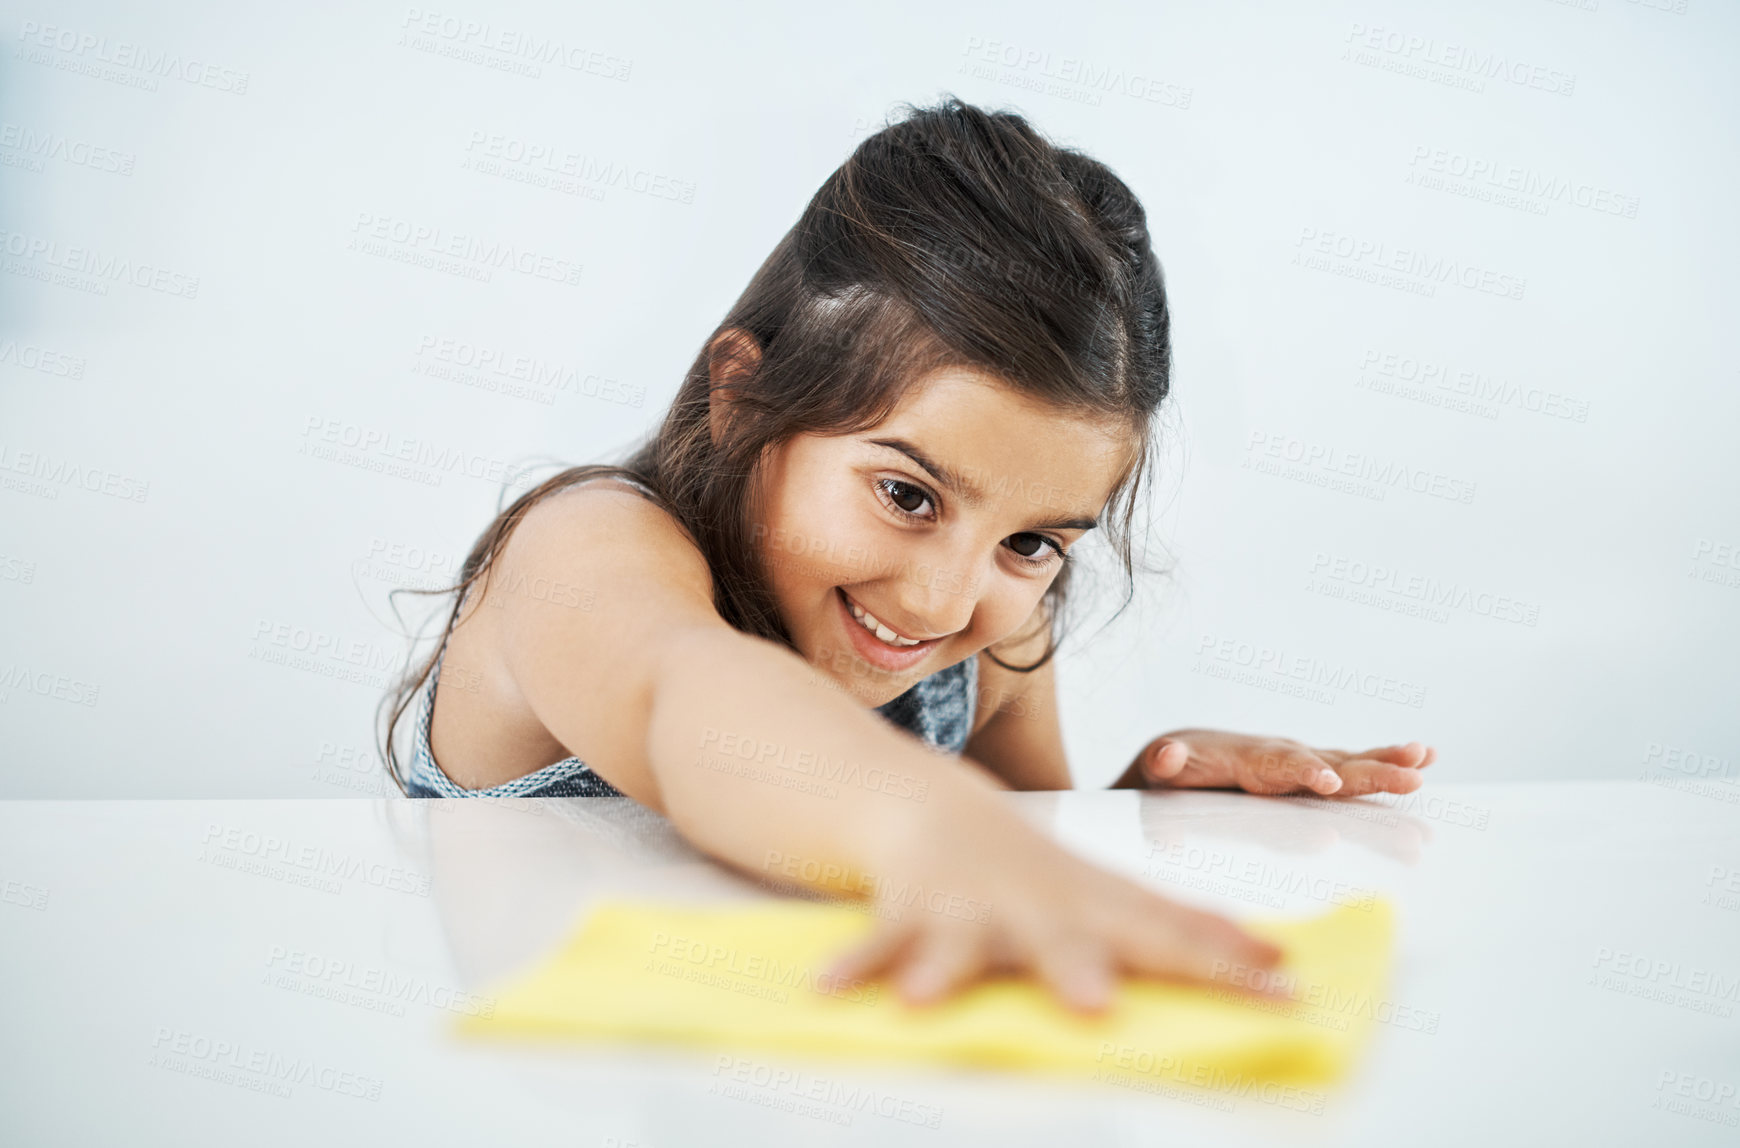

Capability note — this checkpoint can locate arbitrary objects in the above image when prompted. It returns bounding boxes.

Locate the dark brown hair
[377,96,1174,793]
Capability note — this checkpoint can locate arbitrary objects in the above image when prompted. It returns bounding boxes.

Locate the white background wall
[1,0,1735,798]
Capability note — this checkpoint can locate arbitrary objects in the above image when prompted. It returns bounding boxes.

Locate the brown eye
[878,479,933,517]
[1005,533,1064,567]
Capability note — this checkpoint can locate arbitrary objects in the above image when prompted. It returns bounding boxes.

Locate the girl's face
[751,367,1134,706]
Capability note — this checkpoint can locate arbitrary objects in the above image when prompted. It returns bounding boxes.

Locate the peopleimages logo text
[0,228,200,298]
[1294,227,1524,301]
[1343,22,1575,96]
[16,21,251,93]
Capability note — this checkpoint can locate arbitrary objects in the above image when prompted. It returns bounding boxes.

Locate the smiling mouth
[837,588,930,648]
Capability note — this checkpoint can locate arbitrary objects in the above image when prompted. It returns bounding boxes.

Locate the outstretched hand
[1120,729,1436,797]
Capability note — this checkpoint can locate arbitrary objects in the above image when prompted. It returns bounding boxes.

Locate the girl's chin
[798,644,911,707]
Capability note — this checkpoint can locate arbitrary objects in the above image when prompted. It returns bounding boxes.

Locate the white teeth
[844,593,922,647]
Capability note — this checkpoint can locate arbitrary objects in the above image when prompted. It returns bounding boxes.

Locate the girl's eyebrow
[865,437,1100,532]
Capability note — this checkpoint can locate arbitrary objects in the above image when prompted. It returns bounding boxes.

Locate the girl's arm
[963,630,1075,790]
[471,484,1280,1007]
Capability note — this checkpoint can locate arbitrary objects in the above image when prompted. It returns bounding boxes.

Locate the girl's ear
[707,327,763,447]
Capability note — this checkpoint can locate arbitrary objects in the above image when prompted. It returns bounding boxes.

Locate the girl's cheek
[988,584,1047,639]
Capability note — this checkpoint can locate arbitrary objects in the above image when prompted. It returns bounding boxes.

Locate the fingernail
[1234,933,1279,965]
[903,968,942,1000]
[1071,970,1111,1010]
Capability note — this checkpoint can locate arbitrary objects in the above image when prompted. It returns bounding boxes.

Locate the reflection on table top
[2,782,1736,1146]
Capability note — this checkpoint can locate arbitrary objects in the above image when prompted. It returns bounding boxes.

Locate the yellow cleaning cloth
[460,897,1394,1090]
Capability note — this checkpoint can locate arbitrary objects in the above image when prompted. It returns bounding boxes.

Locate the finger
[1305,762,1343,795]
[1118,900,1284,990]
[893,923,988,1005]
[1333,757,1426,796]
[1112,884,1282,973]
[825,916,915,985]
[1249,749,1342,795]
[1143,739,1189,783]
[1029,931,1115,1014]
[1352,742,1431,769]
[1171,901,1284,974]
[1011,894,1120,1010]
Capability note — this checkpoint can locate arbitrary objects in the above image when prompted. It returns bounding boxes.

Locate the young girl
[379,97,1435,1012]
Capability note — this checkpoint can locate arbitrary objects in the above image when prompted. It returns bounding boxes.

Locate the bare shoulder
[495,477,713,613]
[519,476,702,565]
[430,476,722,795]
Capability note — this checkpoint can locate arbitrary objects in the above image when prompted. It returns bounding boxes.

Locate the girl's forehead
[855,367,1137,515]
[885,366,1135,451]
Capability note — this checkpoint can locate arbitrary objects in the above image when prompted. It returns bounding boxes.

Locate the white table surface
[3,782,1737,1147]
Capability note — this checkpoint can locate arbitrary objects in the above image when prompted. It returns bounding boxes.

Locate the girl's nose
[880,564,979,641]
